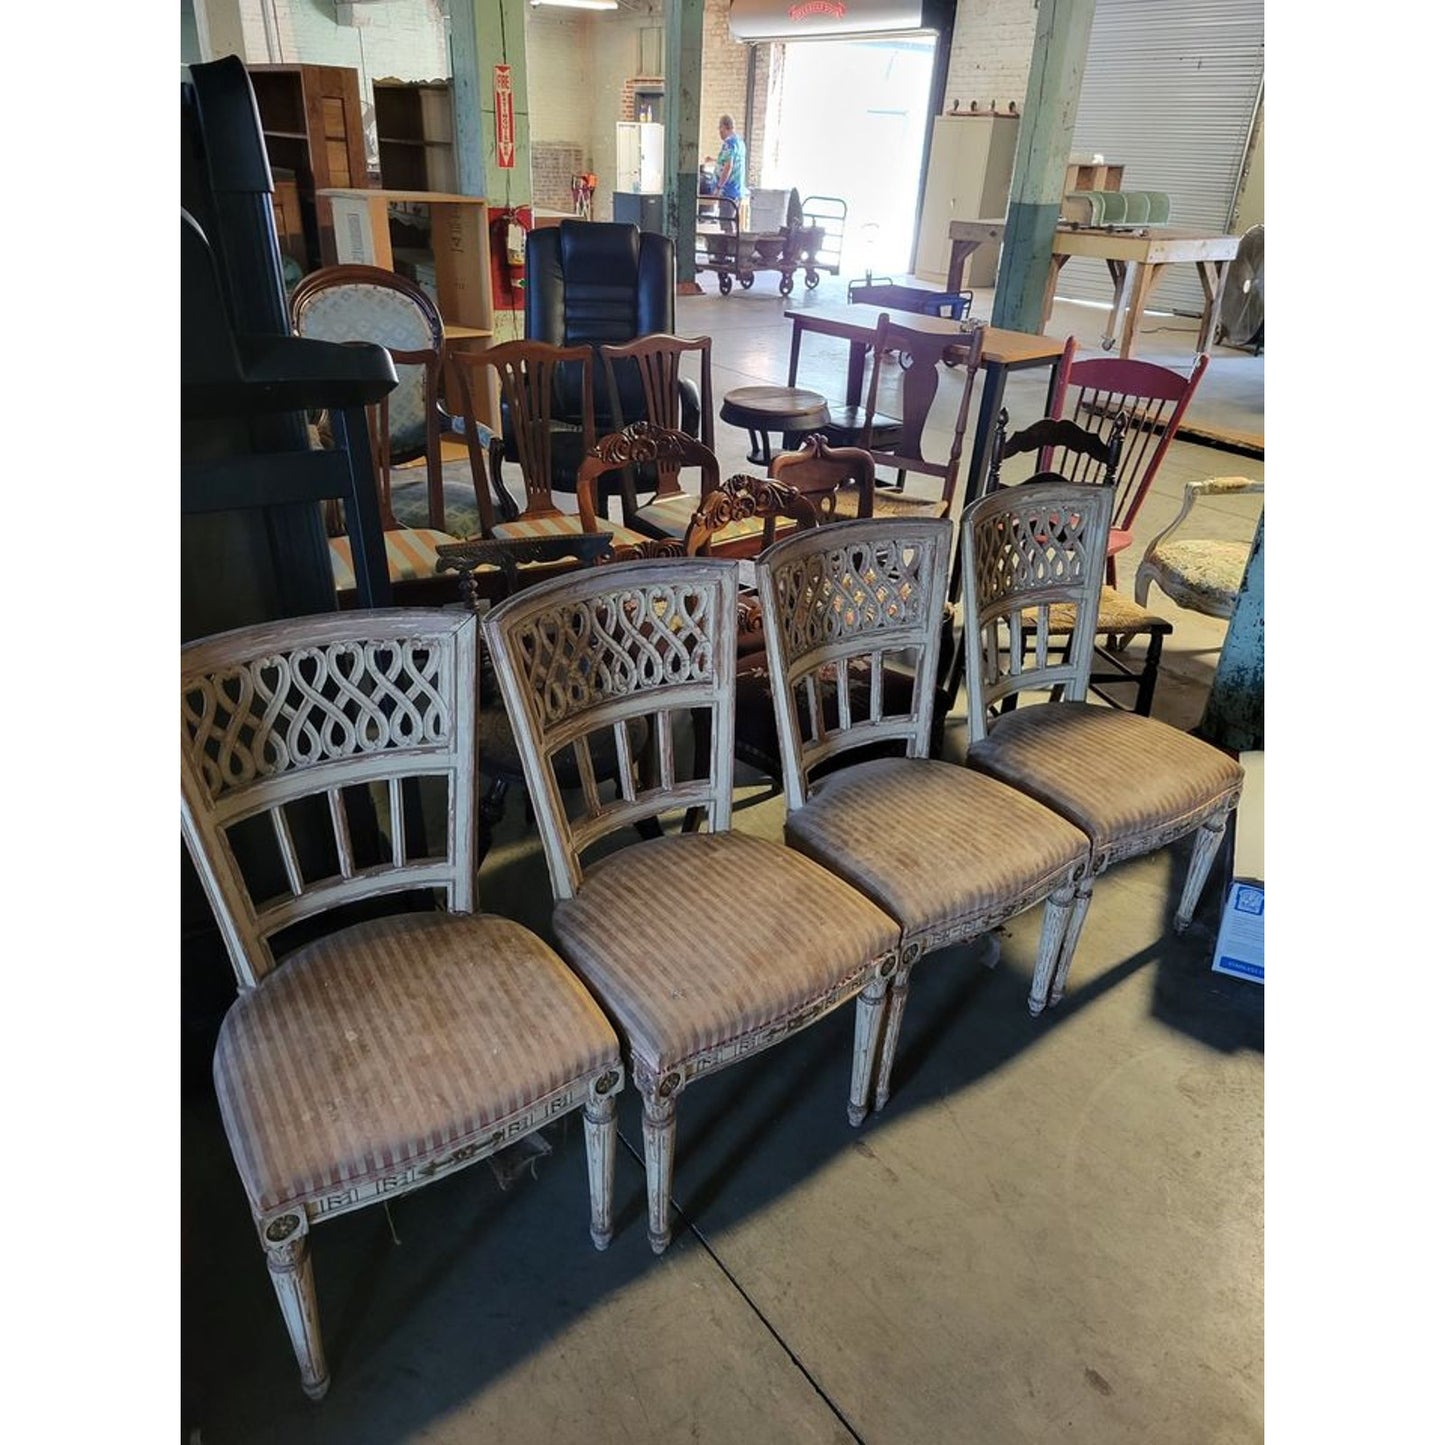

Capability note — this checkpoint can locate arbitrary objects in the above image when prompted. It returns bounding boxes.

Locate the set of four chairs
[181,467,1245,1399]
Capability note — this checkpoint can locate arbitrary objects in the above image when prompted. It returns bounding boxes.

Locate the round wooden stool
[720,385,830,466]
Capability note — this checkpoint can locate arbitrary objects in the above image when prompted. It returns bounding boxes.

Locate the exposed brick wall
[532,143,585,213]
[943,0,1036,116]
[525,9,593,147]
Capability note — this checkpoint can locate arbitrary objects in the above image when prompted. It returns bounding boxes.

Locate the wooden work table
[783,302,1066,511]
[1043,226,1241,359]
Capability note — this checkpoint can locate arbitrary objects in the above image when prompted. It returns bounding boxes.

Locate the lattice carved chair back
[767,434,876,522]
[1047,340,1210,584]
[960,481,1115,743]
[481,559,740,900]
[452,339,598,533]
[861,314,986,516]
[290,265,448,535]
[600,335,714,522]
[756,518,953,812]
[180,609,478,989]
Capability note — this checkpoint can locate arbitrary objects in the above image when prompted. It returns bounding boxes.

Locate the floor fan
[1217,224,1264,354]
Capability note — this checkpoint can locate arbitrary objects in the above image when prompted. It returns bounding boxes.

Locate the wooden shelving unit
[374,81,457,193]
[1064,161,1125,193]
[319,188,498,429]
[248,63,368,268]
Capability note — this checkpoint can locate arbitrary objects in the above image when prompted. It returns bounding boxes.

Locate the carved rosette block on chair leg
[261,1211,328,1400]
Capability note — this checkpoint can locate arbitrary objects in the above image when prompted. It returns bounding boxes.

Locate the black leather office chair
[517,221,700,503]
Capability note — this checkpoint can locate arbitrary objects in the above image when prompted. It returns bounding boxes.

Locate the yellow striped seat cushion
[965,702,1244,872]
[553,832,899,1077]
[491,515,651,548]
[785,757,1089,946]
[213,913,620,1216]
[329,528,458,592]
[635,493,800,547]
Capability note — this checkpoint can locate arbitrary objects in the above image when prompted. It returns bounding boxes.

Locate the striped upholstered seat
[554,832,897,1081]
[328,528,457,592]
[214,913,618,1217]
[491,513,652,549]
[784,757,1088,949]
[964,702,1243,874]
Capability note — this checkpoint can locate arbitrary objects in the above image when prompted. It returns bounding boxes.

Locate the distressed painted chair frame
[181,609,623,1398]
[756,517,1087,1069]
[1133,476,1265,620]
[960,480,1242,1006]
[481,558,901,1251]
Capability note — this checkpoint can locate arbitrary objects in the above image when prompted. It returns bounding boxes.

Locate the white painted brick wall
[944,0,1037,115]
[524,10,592,146]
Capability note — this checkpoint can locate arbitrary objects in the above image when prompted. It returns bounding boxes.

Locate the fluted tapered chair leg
[261,1211,329,1401]
[871,949,918,1116]
[1029,884,1078,1017]
[1175,809,1230,933]
[640,1078,681,1255]
[1049,877,1096,1009]
[583,1069,622,1250]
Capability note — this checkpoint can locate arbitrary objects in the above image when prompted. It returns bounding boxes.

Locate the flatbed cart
[695,192,849,295]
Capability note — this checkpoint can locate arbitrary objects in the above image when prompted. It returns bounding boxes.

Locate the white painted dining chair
[181,608,623,1399]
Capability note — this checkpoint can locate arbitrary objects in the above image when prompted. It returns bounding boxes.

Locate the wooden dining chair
[181,609,624,1399]
[853,312,988,519]
[958,479,1245,1009]
[1046,339,1210,586]
[481,558,901,1253]
[755,518,1092,1072]
[599,334,714,533]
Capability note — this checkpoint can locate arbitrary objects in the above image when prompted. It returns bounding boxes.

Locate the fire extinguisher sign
[494,64,515,169]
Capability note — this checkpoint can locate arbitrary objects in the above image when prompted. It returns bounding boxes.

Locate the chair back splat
[988,407,1125,491]
[960,481,1115,741]
[482,558,740,898]
[1047,341,1209,578]
[181,609,478,990]
[862,313,986,516]
[756,518,952,812]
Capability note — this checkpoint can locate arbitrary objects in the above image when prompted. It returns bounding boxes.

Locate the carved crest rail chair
[755,518,1092,1055]
[958,480,1246,1011]
[180,609,624,1399]
[481,558,902,1253]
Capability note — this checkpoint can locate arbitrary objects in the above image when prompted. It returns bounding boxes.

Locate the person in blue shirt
[715,114,749,231]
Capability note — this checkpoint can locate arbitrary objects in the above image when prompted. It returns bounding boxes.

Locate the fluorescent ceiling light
[530,1,619,10]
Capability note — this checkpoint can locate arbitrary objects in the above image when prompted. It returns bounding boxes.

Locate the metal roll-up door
[1062,0,1264,317]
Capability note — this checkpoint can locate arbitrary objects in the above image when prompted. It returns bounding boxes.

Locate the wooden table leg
[1195,259,1230,355]
[846,339,868,408]
[1103,260,1132,351]
[1117,261,1163,360]
[1041,253,1068,326]
[787,318,805,386]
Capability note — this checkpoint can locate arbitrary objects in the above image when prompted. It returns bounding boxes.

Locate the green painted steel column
[664,0,705,286]
[993,0,1096,333]
[451,0,533,208]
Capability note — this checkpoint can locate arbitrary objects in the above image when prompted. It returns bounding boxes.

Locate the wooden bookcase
[374,81,457,193]
[247,63,369,268]
[319,188,498,429]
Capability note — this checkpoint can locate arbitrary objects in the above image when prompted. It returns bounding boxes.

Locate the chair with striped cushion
[755,520,1092,1098]
[482,559,902,1254]
[181,609,624,1400]
[958,479,1245,1010]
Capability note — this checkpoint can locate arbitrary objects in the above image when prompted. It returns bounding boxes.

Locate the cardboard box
[1212,751,1263,984]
